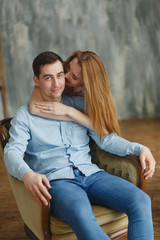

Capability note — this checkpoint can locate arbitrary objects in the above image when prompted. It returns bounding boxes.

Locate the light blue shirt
[4,95,146,181]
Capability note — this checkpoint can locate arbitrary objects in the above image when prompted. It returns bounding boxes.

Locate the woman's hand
[139,148,156,180]
[34,101,70,116]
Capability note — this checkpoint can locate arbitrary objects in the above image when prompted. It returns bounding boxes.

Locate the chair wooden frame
[0,118,145,240]
[0,36,8,118]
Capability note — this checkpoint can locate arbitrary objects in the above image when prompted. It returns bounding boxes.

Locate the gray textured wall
[0,0,160,119]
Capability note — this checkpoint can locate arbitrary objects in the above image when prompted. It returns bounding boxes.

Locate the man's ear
[33,75,39,86]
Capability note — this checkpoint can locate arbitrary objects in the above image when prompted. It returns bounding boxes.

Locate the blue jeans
[49,169,153,240]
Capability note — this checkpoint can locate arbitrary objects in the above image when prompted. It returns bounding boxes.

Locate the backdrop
[0,0,160,119]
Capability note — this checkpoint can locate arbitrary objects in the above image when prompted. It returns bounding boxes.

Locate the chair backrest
[0,118,12,154]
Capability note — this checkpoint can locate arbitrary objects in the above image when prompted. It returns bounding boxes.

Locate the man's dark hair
[32,51,63,78]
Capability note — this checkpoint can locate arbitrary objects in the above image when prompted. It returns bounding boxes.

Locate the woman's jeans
[49,169,153,240]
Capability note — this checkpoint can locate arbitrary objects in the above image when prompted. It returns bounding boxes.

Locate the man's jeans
[49,169,153,240]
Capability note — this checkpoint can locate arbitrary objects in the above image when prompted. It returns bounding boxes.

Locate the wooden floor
[0,117,160,240]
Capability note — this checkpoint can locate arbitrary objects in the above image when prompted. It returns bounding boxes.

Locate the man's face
[65,58,83,88]
[33,61,65,102]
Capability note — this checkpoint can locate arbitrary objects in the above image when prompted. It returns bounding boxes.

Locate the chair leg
[24,224,39,240]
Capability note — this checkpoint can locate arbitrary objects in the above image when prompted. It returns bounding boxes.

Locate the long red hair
[65,50,120,137]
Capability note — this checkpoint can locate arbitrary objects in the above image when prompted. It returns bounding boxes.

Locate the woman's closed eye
[72,74,78,80]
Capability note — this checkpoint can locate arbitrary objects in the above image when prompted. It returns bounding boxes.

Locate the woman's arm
[34,101,96,131]
[29,87,98,130]
[29,86,43,115]
[29,87,72,121]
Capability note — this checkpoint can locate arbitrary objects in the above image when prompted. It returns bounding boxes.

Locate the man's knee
[139,192,151,212]
[134,191,151,207]
[130,190,152,217]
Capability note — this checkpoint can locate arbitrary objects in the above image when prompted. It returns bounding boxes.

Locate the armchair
[0,118,145,240]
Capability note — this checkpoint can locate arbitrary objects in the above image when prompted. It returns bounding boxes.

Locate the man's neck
[41,93,62,103]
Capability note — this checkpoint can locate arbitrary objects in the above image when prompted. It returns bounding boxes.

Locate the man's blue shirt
[4,95,146,181]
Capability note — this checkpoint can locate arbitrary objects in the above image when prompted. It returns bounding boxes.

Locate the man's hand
[139,148,156,180]
[23,171,51,206]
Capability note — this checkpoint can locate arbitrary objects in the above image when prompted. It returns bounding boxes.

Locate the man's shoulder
[12,104,30,123]
[15,104,29,115]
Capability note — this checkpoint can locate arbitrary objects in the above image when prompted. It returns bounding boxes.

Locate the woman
[29,50,120,137]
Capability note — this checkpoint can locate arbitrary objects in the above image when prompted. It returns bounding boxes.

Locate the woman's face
[65,58,83,87]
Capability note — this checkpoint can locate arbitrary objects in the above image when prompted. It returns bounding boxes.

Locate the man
[4,51,155,240]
